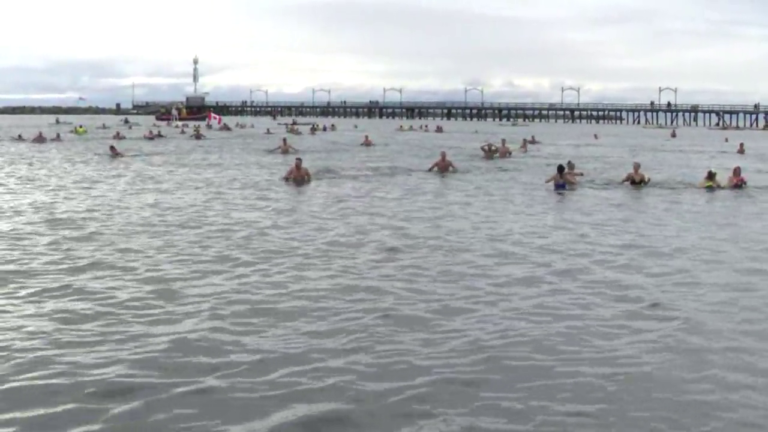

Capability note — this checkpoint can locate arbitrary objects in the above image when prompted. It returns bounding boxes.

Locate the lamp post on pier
[312,88,331,106]
[383,87,403,105]
[464,87,484,106]
[561,86,580,105]
[249,88,269,105]
[192,56,199,95]
[658,87,678,106]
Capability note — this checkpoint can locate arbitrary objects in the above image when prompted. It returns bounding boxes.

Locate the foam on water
[1,115,767,431]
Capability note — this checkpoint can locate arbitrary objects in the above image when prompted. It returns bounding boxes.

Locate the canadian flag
[208,111,222,125]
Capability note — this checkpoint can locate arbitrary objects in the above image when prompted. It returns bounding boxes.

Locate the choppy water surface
[1,115,767,432]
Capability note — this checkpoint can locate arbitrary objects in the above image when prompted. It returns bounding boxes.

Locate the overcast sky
[2,0,766,105]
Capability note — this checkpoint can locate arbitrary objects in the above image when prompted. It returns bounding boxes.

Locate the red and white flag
[208,111,222,125]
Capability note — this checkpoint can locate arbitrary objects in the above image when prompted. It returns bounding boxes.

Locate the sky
[2,0,767,106]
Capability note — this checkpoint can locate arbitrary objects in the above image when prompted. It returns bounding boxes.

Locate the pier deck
[132,101,768,128]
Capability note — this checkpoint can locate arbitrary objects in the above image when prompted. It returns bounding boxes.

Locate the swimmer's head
[567,160,575,170]
[440,151,447,159]
[706,170,717,181]
[633,162,641,172]
[733,166,741,176]
[295,157,302,167]
[557,164,565,175]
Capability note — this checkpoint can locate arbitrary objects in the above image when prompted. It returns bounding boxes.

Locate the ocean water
[1,115,767,432]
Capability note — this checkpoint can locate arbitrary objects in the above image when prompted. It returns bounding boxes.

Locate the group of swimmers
[12,132,63,143]
[397,124,444,133]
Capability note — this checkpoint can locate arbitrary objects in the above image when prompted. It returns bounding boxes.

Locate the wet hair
[706,170,717,181]
[295,157,302,162]
[557,164,565,175]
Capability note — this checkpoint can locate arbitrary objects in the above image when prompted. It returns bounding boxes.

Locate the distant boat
[642,125,676,130]
[706,126,743,131]
[155,113,208,122]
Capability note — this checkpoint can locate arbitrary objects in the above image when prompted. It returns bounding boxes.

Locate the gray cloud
[2,0,768,106]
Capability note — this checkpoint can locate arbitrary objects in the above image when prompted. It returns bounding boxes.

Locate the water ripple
[1,116,767,431]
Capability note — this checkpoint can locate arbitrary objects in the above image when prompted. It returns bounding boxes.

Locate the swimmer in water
[51,133,63,142]
[180,128,186,135]
[31,132,47,144]
[546,164,577,191]
[529,135,540,144]
[727,166,747,189]
[497,139,512,158]
[566,160,583,178]
[699,169,722,189]
[519,138,528,153]
[428,151,457,174]
[621,162,651,186]
[670,129,677,138]
[480,143,498,159]
[737,143,745,154]
[361,135,374,146]
[283,157,311,185]
[265,128,274,135]
[109,145,124,158]
[270,138,299,154]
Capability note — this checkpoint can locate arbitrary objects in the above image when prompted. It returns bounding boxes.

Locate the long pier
[133,100,768,129]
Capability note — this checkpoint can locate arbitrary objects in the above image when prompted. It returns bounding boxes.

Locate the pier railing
[132,101,765,112]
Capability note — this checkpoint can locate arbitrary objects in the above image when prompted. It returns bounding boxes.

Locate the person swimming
[670,129,677,138]
[621,162,650,186]
[480,143,498,159]
[50,133,63,142]
[519,138,528,153]
[566,160,583,178]
[529,135,540,144]
[109,145,124,158]
[699,169,722,189]
[283,157,311,185]
[727,166,746,189]
[497,139,512,158]
[428,151,457,174]
[737,143,745,154]
[546,164,576,191]
[31,132,47,144]
[270,138,299,154]
[361,135,374,146]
